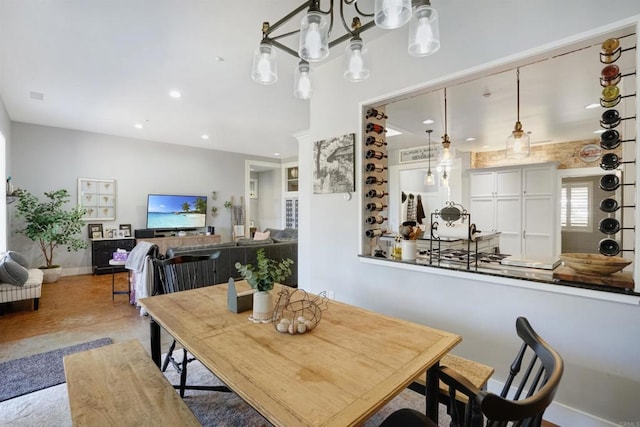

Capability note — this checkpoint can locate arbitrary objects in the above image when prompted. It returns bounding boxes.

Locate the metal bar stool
[108,259,130,301]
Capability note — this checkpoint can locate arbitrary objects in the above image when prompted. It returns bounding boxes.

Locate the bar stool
[108,259,130,301]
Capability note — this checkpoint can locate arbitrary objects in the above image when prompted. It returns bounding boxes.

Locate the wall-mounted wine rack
[362,107,389,256]
[597,34,637,258]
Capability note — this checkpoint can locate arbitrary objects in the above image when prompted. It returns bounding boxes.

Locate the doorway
[244,160,282,236]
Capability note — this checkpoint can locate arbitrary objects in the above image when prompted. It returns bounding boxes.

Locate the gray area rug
[0,338,112,402]
[0,347,451,426]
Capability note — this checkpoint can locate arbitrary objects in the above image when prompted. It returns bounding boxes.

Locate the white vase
[252,290,273,323]
[401,240,417,261]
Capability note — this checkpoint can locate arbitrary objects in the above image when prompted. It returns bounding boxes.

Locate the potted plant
[235,248,293,322]
[14,189,87,283]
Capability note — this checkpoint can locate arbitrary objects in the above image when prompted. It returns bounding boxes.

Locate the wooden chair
[380,317,564,427]
[152,252,230,397]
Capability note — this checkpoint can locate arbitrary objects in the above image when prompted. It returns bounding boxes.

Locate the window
[561,182,592,231]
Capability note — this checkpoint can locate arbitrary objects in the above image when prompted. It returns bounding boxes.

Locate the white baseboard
[62,267,93,276]
[487,379,617,427]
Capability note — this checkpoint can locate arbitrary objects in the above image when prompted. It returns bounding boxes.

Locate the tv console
[136,234,221,256]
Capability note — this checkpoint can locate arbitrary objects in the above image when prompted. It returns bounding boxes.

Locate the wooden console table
[136,234,221,255]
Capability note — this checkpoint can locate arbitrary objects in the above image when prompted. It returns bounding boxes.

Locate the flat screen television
[146,194,207,231]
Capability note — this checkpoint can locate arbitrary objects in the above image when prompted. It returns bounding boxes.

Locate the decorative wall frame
[88,223,103,239]
[119,224,132,237]
[313,133,355,194]
[78,178,116,221]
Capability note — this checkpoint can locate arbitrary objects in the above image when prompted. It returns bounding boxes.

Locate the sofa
[0,251,44,313]
[165,228,298,288]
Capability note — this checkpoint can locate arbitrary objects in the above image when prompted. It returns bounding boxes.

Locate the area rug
[0,349,451,426]
[0,338,112,402]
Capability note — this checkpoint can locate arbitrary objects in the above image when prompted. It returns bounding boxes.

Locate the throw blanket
[133,255,154,315]
[125,241,155,272]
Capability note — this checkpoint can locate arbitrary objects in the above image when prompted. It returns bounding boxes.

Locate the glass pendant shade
[344,38,370,82]
[408,4,440,57]
[298,11,330,62]
[251,42,277,85]
[424,170,434,185]
[441,169,449,187]
[374,0,412,29]
[294,61,314,100]
[438,138,455,166]
[506,122,531,158]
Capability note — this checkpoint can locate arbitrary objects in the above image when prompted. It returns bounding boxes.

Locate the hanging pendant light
[424,129,435,185]
[298,0,330,62]
[251,40,277,85]
[408,0,440,57]
[506,68,531,158]
[441,168,449,187]
[344,18,370,82]
[438,88,455,166]
[294,60,314,99]
[375,0,412,29]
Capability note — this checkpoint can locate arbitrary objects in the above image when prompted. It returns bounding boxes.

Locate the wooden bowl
[559,253,632,276]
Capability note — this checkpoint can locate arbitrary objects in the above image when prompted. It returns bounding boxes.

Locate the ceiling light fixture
[422,118,434,124]
[252,0,440,98]
[424,129,434,185]
[134,123,144,129]
[506,67,531,158]
[169,90,182,99]
[438,87,455,165]
[201,134,209,140]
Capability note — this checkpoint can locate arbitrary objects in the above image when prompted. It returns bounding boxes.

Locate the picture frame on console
[119,224,132,237]
[88,223,103,239]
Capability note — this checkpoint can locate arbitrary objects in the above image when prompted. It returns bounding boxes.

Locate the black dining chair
[152,252,230,397]
[380,317,564,427]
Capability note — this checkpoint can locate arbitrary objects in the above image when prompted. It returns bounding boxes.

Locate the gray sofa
[165,228,298,288]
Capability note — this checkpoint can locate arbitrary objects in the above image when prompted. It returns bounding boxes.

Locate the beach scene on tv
[147,194,207,229]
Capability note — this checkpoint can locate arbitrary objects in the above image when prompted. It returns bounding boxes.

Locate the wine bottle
[365,162,387,172]
[366,123,386,134]
[600,109,621,129]
[365,108,388,120]
[365,176,388,185]
[366,189,388,198]
[599,174,620,191]
[598,217,621,235]
[365,215,387,225]
[365,136,387,147]
[599,238,620,256]
[365,149,388,160]
[599,198,619,213]
[365,228,387,238]
[600,130,621,150]
[600,153,621,170]
[365,202,387,211]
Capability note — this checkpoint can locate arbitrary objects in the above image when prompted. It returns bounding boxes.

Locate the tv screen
[146,194,207,230]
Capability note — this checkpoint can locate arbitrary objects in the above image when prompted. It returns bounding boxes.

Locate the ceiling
[385,27,637,153]
[0,0,321,159]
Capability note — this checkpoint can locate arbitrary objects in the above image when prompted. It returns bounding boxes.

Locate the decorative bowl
[559,253,632,276]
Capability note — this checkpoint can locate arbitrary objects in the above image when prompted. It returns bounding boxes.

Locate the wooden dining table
[139,282,461,426]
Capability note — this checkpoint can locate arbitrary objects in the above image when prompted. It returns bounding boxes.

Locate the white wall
[300,2,640,425]
[0,97,11,251]
[8,122,275,272]
[257,169,282,230]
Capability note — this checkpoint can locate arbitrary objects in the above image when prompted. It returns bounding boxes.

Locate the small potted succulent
[235,248,293,323]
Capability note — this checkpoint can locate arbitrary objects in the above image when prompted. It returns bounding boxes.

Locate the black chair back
[153,252,221,295]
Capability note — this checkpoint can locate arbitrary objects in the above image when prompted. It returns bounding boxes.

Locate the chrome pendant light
[424,129,434,185]
[506,68,531,158]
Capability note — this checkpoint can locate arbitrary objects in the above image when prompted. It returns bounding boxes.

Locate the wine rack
[596,35,637,258]
[362,107,389,256]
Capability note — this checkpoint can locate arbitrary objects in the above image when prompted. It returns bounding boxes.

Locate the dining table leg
[149,317,161,368]
[426,362,439,422]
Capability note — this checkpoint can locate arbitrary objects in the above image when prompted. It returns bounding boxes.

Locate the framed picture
[114,229,127,238]
[313,133,355,194]
[103,227,116,239]
[88,223,103,239]
[78,178,117,221]
[119,224,132,237]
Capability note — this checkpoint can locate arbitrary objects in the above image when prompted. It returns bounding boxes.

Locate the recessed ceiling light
[465,137,476,141]
[585,103,600,109]
[482,145,490,149]
[214,56,225,62]
[29,91,44,101]
[422,119,434,124]
[593,129,606,134]
[169,90,182,99]
[386,127,402,137]
[134,123,144,129]
[201,134,209,140]
[274,152,281,156]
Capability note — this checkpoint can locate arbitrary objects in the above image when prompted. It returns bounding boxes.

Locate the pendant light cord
[444,87,448,134]
[516,68,520,123]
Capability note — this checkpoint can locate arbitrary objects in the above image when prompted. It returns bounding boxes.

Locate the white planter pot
[41,266,62,283]
[252,290,273,323]
[401,240,417,261]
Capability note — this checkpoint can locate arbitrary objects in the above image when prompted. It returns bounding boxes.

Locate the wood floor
[0,273,559,427]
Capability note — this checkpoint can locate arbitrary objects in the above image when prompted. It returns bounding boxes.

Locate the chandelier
[251,0,441,99]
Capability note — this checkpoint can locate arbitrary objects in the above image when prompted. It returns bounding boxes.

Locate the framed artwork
[313,133,355,194]
[88,223,103,239]
[78,178,116,221]
[114,229,127,238]
[103,227,116,239]
[119,224,132,237]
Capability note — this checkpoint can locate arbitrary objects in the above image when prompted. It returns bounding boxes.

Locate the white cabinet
[469,163,557,259]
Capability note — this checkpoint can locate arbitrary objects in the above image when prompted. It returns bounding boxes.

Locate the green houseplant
[14,189,87,282]
[235,248,293,322]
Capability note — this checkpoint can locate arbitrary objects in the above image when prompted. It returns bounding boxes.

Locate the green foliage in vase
[235,248,293,292]
[14,189,87,269]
